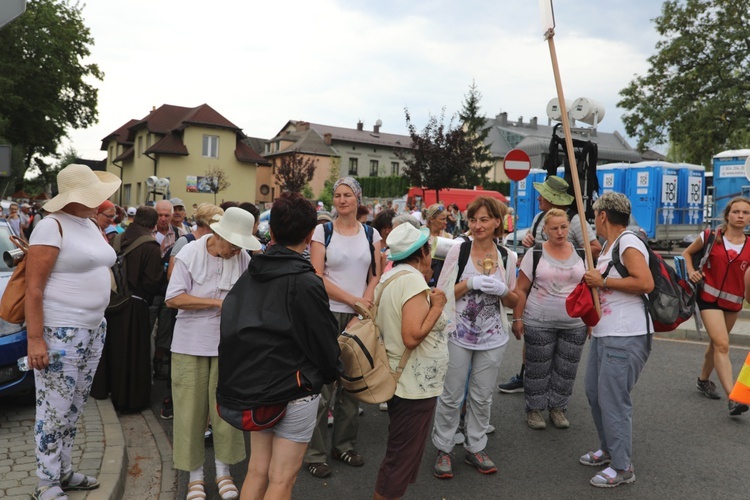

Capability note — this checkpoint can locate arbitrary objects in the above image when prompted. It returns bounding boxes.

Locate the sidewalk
[656,309,750,347]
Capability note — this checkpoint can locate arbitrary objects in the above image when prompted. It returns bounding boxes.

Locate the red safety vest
[700,234,750,311]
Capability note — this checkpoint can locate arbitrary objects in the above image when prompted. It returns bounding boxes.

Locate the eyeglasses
[99,212,115,219]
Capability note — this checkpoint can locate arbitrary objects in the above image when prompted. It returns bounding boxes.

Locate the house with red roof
[101,104,270,207]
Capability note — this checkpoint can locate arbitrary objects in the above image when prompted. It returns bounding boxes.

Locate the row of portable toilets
[513,161,705,239]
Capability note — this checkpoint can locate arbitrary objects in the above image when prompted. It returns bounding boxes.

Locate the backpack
[323,222,376,278]
[530,242,585,286]
[338,270,412,404]
[455,239,508,284]
[691,228,718,274]
[603,231,695,333]
[108,233,157,312]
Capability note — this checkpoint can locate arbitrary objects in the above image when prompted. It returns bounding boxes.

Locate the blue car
[0,219,32,396]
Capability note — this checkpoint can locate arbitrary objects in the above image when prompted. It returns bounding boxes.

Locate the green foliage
[397,107,476,199]
[459,80,493,185]
[317,158,340,210]
[302,184,314,200]
[618,0,750,167]
[354,176,410,198]
[483,181,511,196]
[23,146,78,196]
[0,0,103,190]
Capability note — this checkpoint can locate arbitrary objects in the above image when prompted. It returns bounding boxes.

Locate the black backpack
[455,239,508,284]
[603,231,695,333]
[108,233,157,312]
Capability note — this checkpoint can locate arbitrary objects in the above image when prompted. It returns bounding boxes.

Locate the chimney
[356,120,363,131]
[496,112,507,126]
[530,116,537,129]
[297,121,310,132]
[518,116,523,125]
[323,133,332,145]
[374,123,381,134]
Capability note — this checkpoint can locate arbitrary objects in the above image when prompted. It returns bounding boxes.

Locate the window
[348,158,359,176]
[391,162,399,175]
[137,137,143,158]
[369,160,379,177]
[124,184,132,206]
[136,182,142,205]
[146,134,152,149]
[202,135,219,158]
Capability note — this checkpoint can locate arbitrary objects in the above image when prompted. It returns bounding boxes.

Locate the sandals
[331,448,364,467]
[307,462,332,478]
[32,485,68,500]
[60,471,99,491]
[579,450,612,467]
[590,466,635,488]
[187,480,206,500]
[216,476,239,500]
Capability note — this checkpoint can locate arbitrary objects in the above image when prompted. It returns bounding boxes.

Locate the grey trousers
[304,311,359,464]
[524,324,587,412]
[432,341,507,455]
[584,335,650,471]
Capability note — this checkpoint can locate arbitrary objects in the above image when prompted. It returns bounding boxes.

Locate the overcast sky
[62,0,665,160]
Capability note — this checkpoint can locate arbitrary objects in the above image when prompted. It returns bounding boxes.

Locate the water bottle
[17,349,66,371]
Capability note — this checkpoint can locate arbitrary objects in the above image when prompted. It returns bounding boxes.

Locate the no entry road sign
[503,149,531,181]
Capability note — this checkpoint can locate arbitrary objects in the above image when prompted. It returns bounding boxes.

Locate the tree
[23,146,78,197]
[397,107,475,202]
[317,158,340,210]
[204,166,230,204]
[0,0,103,189]
[458,80,493,185]
[618,0,750,167]
[275,150,318,194]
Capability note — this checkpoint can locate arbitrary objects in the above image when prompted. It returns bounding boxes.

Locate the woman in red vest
[683,196,750,417]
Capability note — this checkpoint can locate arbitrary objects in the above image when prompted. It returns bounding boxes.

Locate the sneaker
[453,431,465,445]
[327,409,334,426]
[331,448,365,467]
[526,410,546,430]
[696,378,721,399]
[379,402,388,411]
[433,451,453,479]
[464,449,497,474]
[590,466,635,488]
[307,462,331,478]
[549,408,569,429]
[729,399,749,416]
[579,450,611,467]
[159,397,173,420]
[498,374,524,393]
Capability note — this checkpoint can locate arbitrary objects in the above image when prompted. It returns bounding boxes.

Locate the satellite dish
[546,98,572,121]
[375,119,383,127]
[744,155,750,181]
[146,176,158,188]
[569,97,605,125]
[156,178,170,191]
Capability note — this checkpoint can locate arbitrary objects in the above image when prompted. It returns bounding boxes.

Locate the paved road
[152,337,749,500]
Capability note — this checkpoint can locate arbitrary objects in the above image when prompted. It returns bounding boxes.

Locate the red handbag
[565,279,600,327]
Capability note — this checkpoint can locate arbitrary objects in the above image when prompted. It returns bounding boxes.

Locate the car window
[0,223,18,272]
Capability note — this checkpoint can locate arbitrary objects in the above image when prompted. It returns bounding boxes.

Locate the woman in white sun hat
[25,164,121,500]
[165,207,261,500]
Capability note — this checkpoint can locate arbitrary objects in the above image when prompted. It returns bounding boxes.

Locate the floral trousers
[33,320,106,485]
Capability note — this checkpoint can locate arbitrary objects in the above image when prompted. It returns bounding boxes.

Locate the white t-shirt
[448,243,516,350]
[519,243,585,329]
[699,231,744,256]
[593,232,651,337]
[312,223,382,314]
[376,265,449,399]
[29,212,116,329]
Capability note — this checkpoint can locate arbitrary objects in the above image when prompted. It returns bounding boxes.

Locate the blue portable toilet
[597,163,629,195]
[626,162,679,239]
[513,168,547,229]
[712,150,750,217]
[676,163,705,224]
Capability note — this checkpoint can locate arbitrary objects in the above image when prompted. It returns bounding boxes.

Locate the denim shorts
[260,394,320,443]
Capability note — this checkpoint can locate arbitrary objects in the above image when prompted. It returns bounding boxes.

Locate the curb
[656,328,750,348]
[143,409,177,498]
[87,399,127,500]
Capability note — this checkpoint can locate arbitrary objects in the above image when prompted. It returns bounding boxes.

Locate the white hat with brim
[387,225,430,261]
[210,207,262,251]
[43,164,122,213]
[533,176,574,206]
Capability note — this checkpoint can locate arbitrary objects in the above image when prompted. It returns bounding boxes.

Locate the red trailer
[407,187,508,211]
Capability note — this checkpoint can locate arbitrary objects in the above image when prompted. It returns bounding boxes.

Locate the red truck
[406,187,508,211]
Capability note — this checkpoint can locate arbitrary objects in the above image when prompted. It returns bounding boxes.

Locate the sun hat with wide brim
[387,224,430,261]
[533,176,574,206]
[44,164,122,213]
[210,207,262,251]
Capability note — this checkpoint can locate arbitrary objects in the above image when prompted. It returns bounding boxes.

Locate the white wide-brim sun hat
[210,207,262,251]
[44,164,122,213]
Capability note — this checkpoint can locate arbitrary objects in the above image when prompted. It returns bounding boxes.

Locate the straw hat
[210,207,261,251]
[44,164,121,213]
[533,176,574,206]
[387,224,430,261]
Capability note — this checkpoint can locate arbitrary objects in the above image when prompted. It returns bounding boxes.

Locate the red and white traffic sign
[503,149,531,181]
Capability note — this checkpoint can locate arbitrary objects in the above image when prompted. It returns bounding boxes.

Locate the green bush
[483,181,511,196]
[355,176,411,198]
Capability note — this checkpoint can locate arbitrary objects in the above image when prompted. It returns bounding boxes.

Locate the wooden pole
[544,28,601,317]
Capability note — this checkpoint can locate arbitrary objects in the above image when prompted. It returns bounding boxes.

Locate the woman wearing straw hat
[165,207,261,500]
[25,164,121,500]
